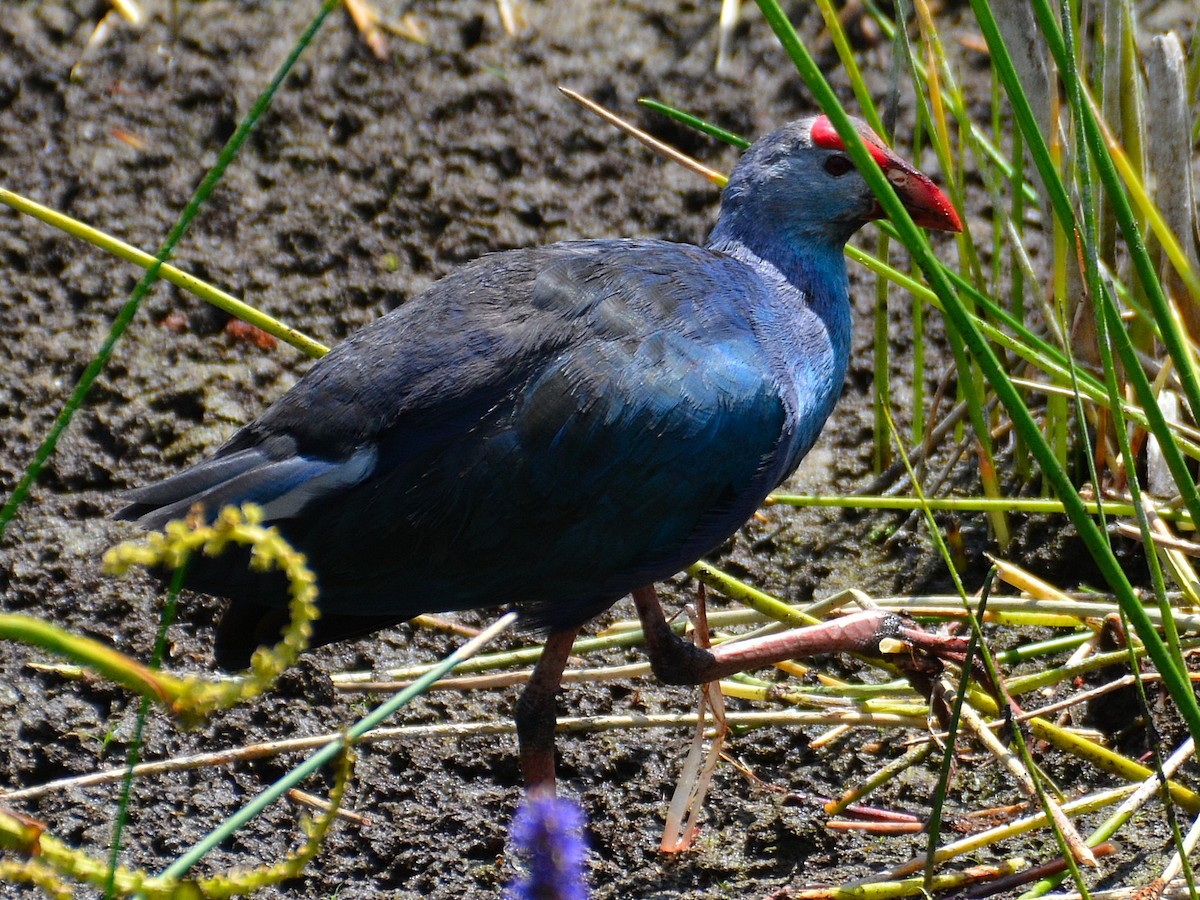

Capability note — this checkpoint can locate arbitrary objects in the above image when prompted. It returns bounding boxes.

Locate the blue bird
[119,115,961,789]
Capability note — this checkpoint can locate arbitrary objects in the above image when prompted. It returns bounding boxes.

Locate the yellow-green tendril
[101,503,320,724]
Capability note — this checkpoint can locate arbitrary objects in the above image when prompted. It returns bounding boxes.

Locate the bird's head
[714,115,961,250]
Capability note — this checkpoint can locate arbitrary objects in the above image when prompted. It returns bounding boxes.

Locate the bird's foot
[632,585,974,695]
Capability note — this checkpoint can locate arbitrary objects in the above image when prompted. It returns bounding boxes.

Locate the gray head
[711,115,961,251]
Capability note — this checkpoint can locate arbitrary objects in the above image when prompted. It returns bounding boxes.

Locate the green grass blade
[971,0,1200,751]
[760,0,1200,752]
[636,98,750,148]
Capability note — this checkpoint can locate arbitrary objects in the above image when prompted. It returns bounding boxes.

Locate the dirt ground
[0,1,1195,898]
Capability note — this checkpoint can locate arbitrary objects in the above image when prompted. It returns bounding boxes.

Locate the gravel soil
[0,2,1195,898]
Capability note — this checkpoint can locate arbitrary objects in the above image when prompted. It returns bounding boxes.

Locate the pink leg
[514,627,580,793]
[631,585,966,688]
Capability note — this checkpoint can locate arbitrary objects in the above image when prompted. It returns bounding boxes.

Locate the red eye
[824,156,853,176]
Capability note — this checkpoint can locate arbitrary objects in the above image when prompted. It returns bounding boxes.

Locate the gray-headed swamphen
[118,115,963,789]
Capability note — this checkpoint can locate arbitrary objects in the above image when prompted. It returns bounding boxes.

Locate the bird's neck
[706,206,851,290]
[704,222,852,355]
[705,223,854,473]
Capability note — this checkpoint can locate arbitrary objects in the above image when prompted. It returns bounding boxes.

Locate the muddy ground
[0,1,1196,898]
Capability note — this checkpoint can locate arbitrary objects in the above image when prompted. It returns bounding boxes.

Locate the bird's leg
[515,626,580,794]
[631,585,969,691]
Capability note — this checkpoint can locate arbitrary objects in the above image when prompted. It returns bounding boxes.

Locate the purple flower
[507,795,589,900]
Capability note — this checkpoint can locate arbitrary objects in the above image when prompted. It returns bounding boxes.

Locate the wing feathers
[117,447,377,529]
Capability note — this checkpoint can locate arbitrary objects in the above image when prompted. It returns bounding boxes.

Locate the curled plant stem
[102,504,319,724]
[0,504,319,731]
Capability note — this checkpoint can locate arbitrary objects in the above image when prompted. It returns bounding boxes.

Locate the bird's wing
[117,444,378,529]
[118,241,792,626]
